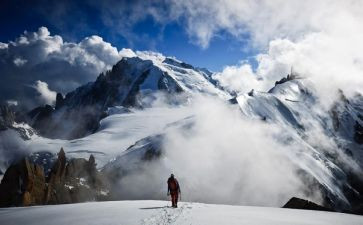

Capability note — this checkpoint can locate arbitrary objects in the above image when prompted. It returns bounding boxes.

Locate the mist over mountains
[0,44,363,214]
[2,1,363,224]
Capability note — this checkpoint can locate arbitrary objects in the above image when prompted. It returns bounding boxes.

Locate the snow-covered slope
[0,106,193,168]
[0,201,361,225]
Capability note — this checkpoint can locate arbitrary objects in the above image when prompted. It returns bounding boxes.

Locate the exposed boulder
[283,197,334,212]
[0,158,46,207]
[248,89,254,97]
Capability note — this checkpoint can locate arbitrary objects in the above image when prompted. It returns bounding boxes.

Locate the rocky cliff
[0,148,109,207]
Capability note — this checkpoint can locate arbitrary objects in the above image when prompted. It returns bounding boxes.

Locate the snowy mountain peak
[25,54,229,139]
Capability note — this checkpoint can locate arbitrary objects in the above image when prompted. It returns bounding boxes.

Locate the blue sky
[1,0,361,109]
[0,0,255,71]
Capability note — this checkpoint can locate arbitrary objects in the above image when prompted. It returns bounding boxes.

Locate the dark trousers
[171,192,178,207]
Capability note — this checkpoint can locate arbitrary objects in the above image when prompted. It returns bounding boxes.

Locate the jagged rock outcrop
[44,148,110,204]
[44,148,68,204]
[55,93,64,110]
[0,105,15,130]
[283,197,334,212]
[0,148,110,207]
[0,158,46,207]
[274,73,298,86]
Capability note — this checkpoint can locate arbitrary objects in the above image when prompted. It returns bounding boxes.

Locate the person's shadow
[139,206,169,210]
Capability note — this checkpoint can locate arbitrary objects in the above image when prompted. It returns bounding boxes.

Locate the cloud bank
[0,27,125,108]
[3,1,363,109]
[177,0,363,107]
[32,80,57,105]
[113,96,325,206]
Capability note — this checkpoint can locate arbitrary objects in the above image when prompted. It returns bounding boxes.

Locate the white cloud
[213,63,261,95]
[167,0,362,48]
[115,96,324,206]
[32,80,57,105]
[253,30,363,106]
[119,48,137,58]
[13,57,27,67]
[166,0,363,106]
[0,43,8,49]
[0,27,131,108]
[6,100,18,106]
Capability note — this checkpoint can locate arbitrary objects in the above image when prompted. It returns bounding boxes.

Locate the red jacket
[167,177,181,194]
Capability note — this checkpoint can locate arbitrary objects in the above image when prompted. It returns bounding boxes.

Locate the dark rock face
[283,197,334,212]
[48,148,67,183]
[274,73,297,86]
[0,148,110,207]
[354,121,363,144]
[27,104,54,136]
[0,158,46,207]
[344,172,363,215]
[44,148,67,204]
[0,105,16,130]
[55,93,65,110]
[163,57,194,70]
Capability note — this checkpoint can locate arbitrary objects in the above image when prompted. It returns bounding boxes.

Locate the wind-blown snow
[0,201,361,225]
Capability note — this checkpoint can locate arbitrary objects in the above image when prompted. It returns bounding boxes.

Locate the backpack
[168,178,179,191]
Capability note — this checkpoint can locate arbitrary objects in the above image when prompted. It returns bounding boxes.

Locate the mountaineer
[167,174,181,208]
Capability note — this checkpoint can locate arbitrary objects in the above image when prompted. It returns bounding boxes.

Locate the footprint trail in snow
[141,202,193,225]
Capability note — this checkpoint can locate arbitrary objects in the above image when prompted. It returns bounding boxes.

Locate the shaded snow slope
[0,201,362,225]
[0,106,193,169]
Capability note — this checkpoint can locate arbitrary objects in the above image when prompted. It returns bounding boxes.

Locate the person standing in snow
[167,174,181,208]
